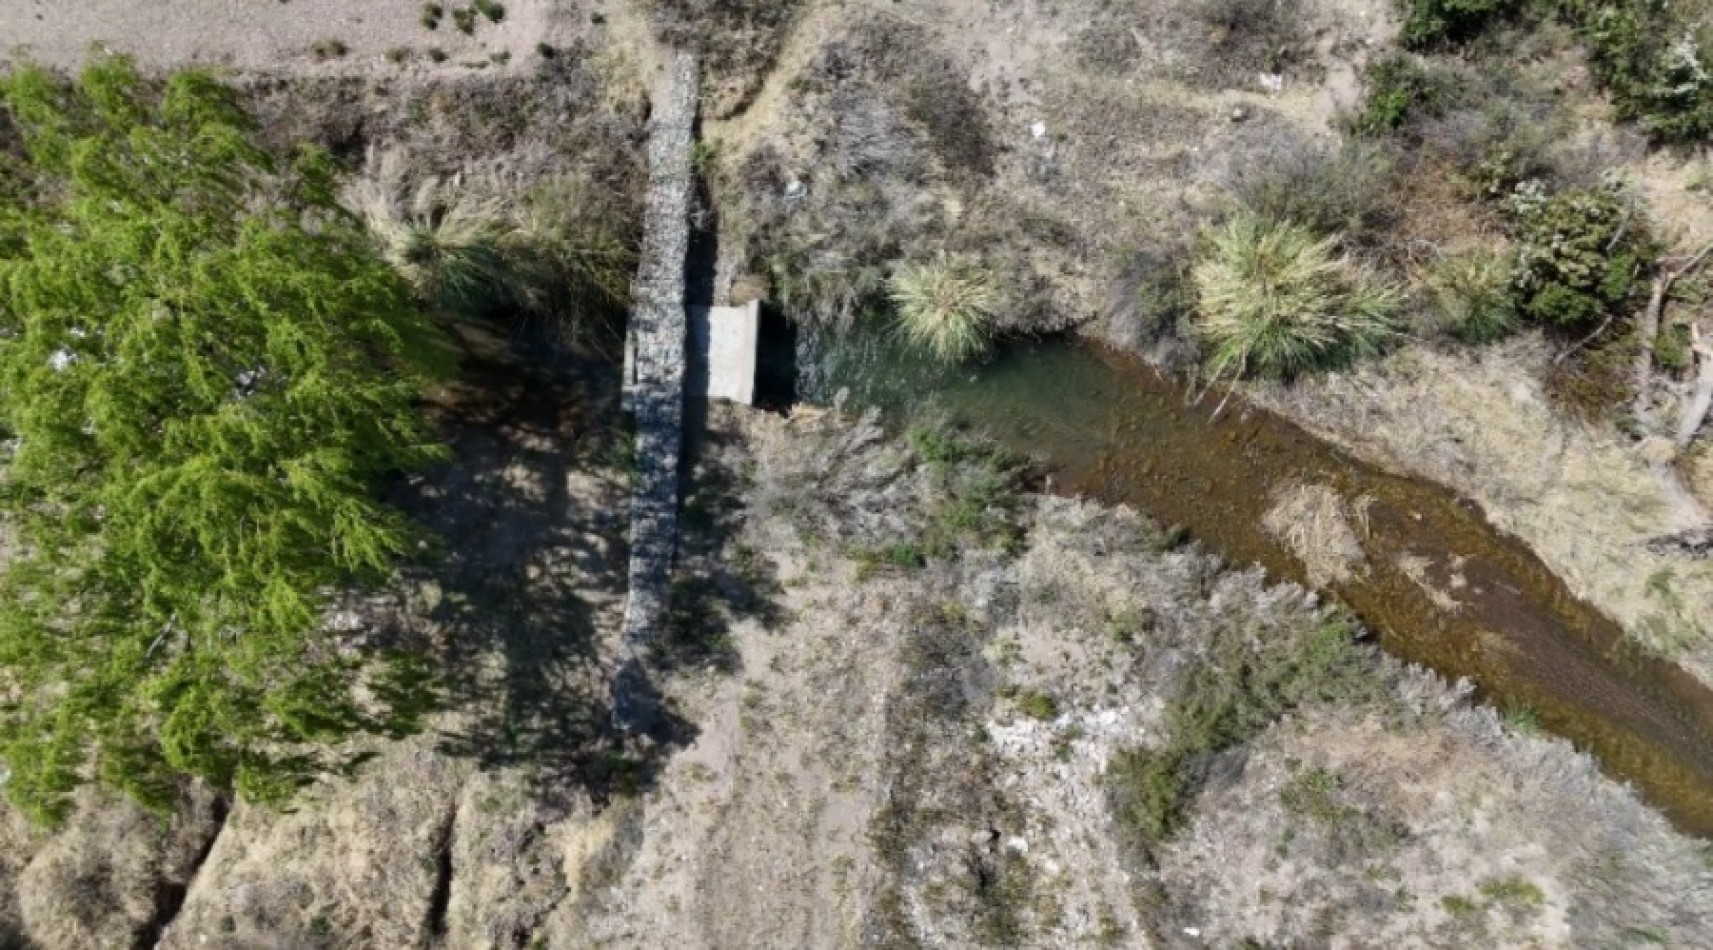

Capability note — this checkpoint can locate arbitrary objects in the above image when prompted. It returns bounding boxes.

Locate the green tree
[0,55,449,824]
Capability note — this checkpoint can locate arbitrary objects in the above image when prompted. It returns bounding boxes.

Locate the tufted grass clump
[888,255,1002,364]
[1192,212,1402,380]
[344,152,634,336]
[347,170,514,318]
[1427,250,1520,344]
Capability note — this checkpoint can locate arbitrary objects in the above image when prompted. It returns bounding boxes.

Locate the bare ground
[2,0,594,78]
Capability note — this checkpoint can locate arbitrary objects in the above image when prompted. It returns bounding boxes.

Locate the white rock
[1030,121,1047,139]
[1259,73,1285,93]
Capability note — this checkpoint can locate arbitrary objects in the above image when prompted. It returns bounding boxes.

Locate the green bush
[1504,179,1656,326]
[1353,53,1463,135]
[1400,0,1521,49]
[1573,2,1713,144]
[888,255,1002,364]
[1427,251,1521,343]
[1192,212,1402,379]
[0,57,447,824]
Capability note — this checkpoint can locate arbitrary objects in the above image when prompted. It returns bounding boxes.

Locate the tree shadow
[650,424,787,676]
[380,318,695,805]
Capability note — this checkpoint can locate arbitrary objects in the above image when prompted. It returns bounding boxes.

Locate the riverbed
[791,321,1713,837]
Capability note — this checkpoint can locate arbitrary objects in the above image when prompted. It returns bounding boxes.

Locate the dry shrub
[1106,245,1198,368]
[1188,0,1312,87]
[647,0,805,118]
[1262,483,1370,586]
[15,788,219,950]
[1074,0,1312,87]
[736,68,948,326]
[802,15,995,178]
[1226,142,1403,254]
[346,147,636,342]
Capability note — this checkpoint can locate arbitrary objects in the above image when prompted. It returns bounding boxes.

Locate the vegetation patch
[906,425,1027,559]
[1401,0,1713,144]
[1107,617,1380,860]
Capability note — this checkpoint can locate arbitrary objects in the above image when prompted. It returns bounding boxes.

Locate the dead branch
[1559,311,1618,366]
[1649,525,1713,558]
[1676,322,1713,450]
[1631,241,1713,425]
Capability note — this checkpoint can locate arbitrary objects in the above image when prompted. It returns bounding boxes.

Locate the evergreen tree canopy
[0,55,450,824]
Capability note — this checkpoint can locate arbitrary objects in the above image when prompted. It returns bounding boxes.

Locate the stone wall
[614,51,698,730]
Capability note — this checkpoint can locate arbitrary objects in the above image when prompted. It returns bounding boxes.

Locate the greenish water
[799,322,1713,838]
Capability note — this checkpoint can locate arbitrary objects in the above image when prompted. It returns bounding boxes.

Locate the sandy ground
[1,0,594,76]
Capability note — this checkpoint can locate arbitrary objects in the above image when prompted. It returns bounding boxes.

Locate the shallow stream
[791,323,1713,837]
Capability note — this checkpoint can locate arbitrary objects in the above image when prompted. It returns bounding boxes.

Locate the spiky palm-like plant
[1192,213,1401,379]
[888,255,1002,364]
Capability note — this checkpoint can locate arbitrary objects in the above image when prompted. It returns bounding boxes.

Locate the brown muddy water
[798,326,1713,837]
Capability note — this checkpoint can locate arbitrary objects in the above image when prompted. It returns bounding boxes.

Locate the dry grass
[158,739,469,949]
[345,147,636,340]
[1160,675,1713,946]
[14,787,220,950]
[1256,338,1713,681]
[1262,482,1371,585]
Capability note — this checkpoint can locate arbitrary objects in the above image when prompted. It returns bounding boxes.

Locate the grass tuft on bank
[1192,213,1401,380]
